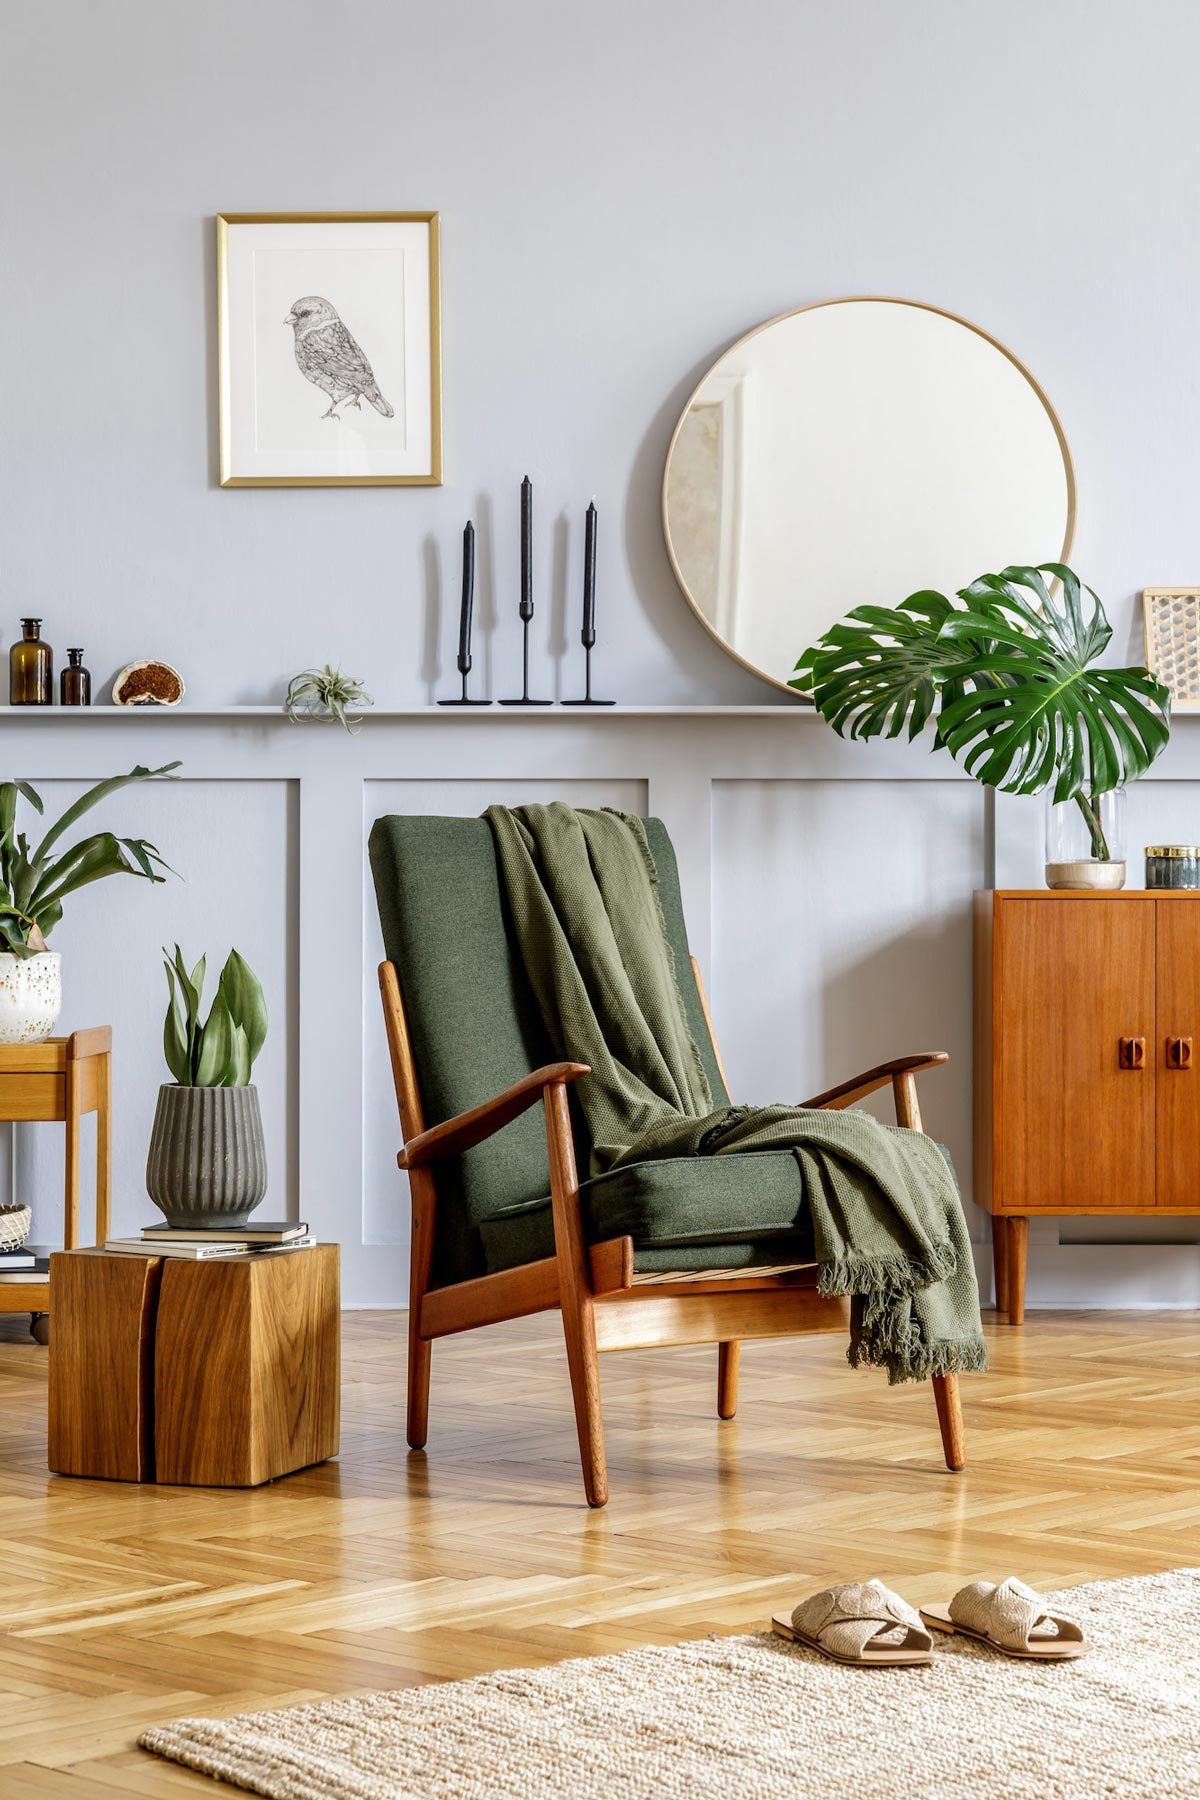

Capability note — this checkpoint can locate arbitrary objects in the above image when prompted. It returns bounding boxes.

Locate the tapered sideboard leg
[1006,1217,1028,1326]
[992,1217,1009,1314]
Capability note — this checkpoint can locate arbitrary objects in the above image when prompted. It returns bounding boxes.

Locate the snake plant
[0,763,179,957]
[793,564,1171,859]
[162,946,267,1087]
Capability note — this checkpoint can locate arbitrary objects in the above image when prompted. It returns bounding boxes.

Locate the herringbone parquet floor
[1,1306,1197,1794]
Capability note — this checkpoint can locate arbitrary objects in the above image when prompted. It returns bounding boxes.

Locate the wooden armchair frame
[379,958,966,1507]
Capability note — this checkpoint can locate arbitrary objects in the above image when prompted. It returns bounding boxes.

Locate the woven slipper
[772,1579,934,1667]
[919,1577,1089,1661]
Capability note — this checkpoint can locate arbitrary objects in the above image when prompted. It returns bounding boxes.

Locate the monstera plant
[793,565,1171,865]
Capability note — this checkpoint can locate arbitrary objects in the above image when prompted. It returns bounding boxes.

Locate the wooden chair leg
[992,1215,1009,1314]
[717,1340,740,1419]
[1006,1217,1028,1327]
[545,1081,609,1507]
[560,1293,608,1507]
[407,1322,432,1450]
[893,1069,968,1470]
[933,1372,966,1471]
[406,1174,437,1450]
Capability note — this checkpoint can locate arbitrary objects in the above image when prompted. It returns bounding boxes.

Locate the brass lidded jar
[10,619,53,706]
[1145,845,1200,890]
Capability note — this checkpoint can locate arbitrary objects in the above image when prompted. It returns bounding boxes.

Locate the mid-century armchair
[369,814,965,1507]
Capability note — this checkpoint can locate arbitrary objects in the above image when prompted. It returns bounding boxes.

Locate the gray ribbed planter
[146,1084,268,1229]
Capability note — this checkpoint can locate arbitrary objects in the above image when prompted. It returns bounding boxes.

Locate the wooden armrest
[801,1052,949,1112]
[400,1063,590,1169]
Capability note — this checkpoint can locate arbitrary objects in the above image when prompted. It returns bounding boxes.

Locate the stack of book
[104,1221,315,1260]
[0,1244,50,1282]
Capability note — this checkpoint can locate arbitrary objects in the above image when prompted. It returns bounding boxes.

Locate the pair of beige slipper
[772,1576,1090,1668]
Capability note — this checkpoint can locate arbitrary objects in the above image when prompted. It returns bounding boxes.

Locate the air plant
[284,665,373,732]
[0,764,179,957]
[162,946,268,1087]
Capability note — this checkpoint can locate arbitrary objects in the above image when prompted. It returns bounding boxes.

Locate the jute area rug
[140,1570,1199,1799]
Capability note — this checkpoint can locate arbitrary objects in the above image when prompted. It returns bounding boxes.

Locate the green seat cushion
[479,1141,959,1277]
[478,1150,816,1276]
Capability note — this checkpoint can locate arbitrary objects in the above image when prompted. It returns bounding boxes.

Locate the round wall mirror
[662,297,1075,695]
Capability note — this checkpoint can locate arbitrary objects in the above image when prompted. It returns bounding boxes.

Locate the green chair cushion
[479,1142,958,1278]
[478,1151,816,1276]
[368,812,730,1287]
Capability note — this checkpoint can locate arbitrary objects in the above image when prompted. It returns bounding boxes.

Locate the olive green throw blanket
[484,803,986,1384]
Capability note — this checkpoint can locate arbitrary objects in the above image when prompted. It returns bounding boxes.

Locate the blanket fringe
[847,1332,990,1386]
[816,1240,959,1303]
[817,1242,986,1384]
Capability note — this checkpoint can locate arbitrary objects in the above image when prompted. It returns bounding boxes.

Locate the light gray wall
[6,2,1200,1308]
[5,0,1197,702]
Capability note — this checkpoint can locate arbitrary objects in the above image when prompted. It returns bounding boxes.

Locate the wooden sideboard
[974,889,1200,1324]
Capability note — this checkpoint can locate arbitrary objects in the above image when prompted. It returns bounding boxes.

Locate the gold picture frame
[217,211,442,487]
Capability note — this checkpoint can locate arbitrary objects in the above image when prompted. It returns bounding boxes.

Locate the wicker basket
[0,1204,32,1251]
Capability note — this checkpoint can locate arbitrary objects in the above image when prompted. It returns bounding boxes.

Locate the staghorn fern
[284,665,373,732]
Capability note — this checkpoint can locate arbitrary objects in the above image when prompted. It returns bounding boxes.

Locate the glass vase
[1045,788,1126,889]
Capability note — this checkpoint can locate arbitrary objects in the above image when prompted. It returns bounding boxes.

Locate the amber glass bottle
[61,648,91,706]
[10,619,53,706]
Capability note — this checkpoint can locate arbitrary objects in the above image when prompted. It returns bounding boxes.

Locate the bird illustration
[284,296,394,421]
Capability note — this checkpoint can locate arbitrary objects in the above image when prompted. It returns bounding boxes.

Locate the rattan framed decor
[1143,587,1200,711]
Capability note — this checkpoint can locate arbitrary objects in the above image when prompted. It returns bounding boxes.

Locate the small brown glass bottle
[10,619,53,706]
[61,648,91,707]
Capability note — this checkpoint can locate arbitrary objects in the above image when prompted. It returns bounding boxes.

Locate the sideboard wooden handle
[1167,1036,1193,1070]
[1118,1036,1146,1070]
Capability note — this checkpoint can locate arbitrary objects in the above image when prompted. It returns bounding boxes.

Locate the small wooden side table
[0,1028,112,1341]
[48,1244,340,1485]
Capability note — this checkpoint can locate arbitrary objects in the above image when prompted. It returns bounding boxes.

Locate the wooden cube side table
[48,1244,339,1485]
[0,1028,112,1340]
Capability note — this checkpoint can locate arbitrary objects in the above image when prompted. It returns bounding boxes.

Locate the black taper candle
[519,475,533,622]
[563,494,613,704]
[582,499,597,646]
[501,473,551,703]
[457,521,475,670]
[438,518,490,702]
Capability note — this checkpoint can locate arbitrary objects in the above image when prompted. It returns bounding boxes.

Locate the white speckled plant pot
[0,952,62,1044]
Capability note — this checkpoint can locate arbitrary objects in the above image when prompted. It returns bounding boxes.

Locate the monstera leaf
[792,589,987,744]
[794,564,1171,802]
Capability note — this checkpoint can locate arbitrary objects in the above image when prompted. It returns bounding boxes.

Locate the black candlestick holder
[563,642,613,705]
[500,616,552,705]
[438,661,491,706]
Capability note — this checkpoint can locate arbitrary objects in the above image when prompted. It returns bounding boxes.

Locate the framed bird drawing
[217,212,442,486]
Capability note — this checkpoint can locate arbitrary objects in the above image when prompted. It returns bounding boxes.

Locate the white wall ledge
[0,702,814,719]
